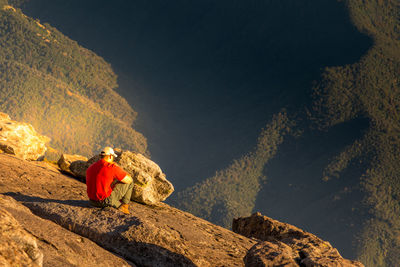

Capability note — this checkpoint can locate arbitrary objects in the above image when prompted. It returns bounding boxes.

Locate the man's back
[86,159,127,201]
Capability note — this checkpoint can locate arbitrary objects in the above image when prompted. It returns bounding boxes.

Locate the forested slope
[312,0,400,266]
[0,0,147,157]
[173,111,295,227]
[176,1,400,266]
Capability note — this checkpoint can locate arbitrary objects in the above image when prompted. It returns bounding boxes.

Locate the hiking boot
[118,204,130,214]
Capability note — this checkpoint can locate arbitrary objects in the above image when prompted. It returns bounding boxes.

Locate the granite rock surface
[0,153,254,267]
[233,212,364,267]
[0,194,133,267]
[0,204,43,267]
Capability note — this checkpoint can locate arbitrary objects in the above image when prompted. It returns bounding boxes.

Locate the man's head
[100,147,118,162]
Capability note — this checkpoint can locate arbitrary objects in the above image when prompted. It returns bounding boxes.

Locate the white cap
[100,147,118,157]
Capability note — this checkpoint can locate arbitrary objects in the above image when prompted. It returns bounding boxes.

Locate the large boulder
[0,112,49,160]
[116,150,174,204]
[0,206,43,267]
[57,154,88,177]
[85,149,174,204]
[233,212,364,267]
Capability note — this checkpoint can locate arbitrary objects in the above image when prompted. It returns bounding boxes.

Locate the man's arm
[120,174,133,184]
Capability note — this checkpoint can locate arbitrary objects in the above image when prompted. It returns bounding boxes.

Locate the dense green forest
[0,0,147,157]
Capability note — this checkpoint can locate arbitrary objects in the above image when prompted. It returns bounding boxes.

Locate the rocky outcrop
[80,149,174,204]
[0,205,43,267]
[57,154,88,177]
[233,212,364,267]
[0,112,49,160]
[0,153,255,267]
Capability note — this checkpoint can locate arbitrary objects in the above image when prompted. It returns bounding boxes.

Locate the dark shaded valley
[22,0,371,190]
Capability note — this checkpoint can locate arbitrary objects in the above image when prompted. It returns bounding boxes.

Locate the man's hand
[121,174,133,184]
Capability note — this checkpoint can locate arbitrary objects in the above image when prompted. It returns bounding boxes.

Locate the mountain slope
[311,0,400,266]
[0,0,147,157]
[175,1,400,266]
[172,111,295,227]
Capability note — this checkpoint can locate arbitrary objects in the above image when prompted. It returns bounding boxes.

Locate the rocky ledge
[0,153,365,266]
[233,212,364,267]
[0,153,255,266]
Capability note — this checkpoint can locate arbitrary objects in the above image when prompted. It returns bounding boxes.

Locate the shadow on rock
[4,192,90,208]
[5,192,197,267]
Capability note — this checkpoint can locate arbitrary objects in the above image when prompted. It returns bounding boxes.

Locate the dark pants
[90,182,134,209]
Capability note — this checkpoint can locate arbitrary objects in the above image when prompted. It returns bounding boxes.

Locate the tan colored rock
[0,194,133,267]
[0,206,43,267]
[118,150,174,204]
[0,112,49,160]
[57,154,88,176]
[233,212,364,267]
[0,153,255,267]
[86,149,174,204]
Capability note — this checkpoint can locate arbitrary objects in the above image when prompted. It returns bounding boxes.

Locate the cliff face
[0,114,362,267]
[0,1,147,158]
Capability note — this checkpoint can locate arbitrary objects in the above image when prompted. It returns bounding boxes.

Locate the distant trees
[311,0,400,266]
[174,111,294,227]
[174,0,400,265]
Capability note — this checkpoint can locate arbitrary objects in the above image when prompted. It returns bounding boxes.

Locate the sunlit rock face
[0,112,49,160]
[0,206,43,267]
[233,212,364,267]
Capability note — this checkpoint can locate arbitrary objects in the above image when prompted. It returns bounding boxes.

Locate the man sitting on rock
[86,147,133,214]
